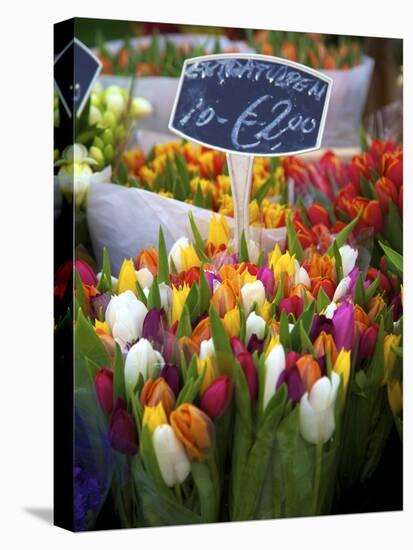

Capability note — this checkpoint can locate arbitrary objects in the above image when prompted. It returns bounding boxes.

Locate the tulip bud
[245,311,266,345]
[332,302,354,351]
[200,376,232,420]
[143,402,168,433]
[160,364,181,397]
[124,338,164,392]
[299,372,340,445]
[278,295,304,319]
[257,266,275,300]
[170,404,215,460]
[333,349,351,392]
[136,267,154,290]
[237,352,258,400]
[109,400,138,455]
[95,368,114,413]
[367,295,385,323]
[89,105,103,126]
[104,144,114,164]
[93,136,104,150]
[307,204,330,227]
[136,247,158,276]
[114,124,127,141]
[102,128,113,146]
[140,377,175,418]
[263,343,286,410]
[153,425,191,487]
[105,91,126,118]
[142,308,165,345]
[131,97,153,118]
[358,324,379,360]
[241,280,266,314]
[313,331,338,365]
[383,334,402,383]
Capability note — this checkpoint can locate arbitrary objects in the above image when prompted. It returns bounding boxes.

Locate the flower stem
[174,483,183,505]
[312,443,323,515]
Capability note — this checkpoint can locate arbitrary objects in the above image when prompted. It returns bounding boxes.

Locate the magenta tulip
[286,351,301,370]
[230,336,249,357]
[257,266,276,300]
[200,376,233,419]
[332,302,354,351]
[278,296,304,319]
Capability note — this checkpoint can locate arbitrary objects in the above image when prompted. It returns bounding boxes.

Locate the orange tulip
[354,305,370,341]
[170,403,214,460]
[311,278,336,300]
[136,247,158,277]
[313,331,338,364]
[307,254,335,280]
[296,354,321,392]
[140,377,176,418]
[367,295,385,323]
[178,336,200,366]
[218,265,242,297]
[191,317,211,348]
[210,281,237,317]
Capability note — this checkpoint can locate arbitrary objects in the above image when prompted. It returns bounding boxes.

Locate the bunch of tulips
[68,208,402,529]
[120,141,291,229]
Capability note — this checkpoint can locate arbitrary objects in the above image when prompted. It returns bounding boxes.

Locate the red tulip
[375,177,398,213]
[381,151,402,188]
[95,368,114,414]
[307,204,330,227]
[200,376,233,419]
[311,278,336,300]
[237,351,258,400]
[54,259,97,299]
[362,200,384,233]
[358,324,379,360]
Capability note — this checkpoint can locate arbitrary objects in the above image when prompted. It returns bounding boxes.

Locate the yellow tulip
[383,334,402,384]
[197,356,217,395]
[117,258,137,294]
[208,215,230,247]
[222,307,241,338]
[268,244,282,269]
[180,243,201,271]
[273,251,296,279]
[259,300,272,322]
[143,402,168,433]
[94,320,110,335]
[171,284,190,325]
[387,379,402,415]
[249,199,260,224]
[333,349,351,392]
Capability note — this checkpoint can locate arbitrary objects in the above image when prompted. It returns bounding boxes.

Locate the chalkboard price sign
[169,53,333,252]
[169,54,332,157]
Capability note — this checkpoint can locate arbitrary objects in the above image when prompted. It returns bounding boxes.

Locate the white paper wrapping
[87,182,287,273]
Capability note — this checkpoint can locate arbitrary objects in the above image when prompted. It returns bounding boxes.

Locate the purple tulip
[276,366,304,404]
[309,315,334,342]
[247,334,264,355]
[316,355,327,377]
[160,364,181,397]
[142,308,165,345]
[203,271,222,294]
[332,302,354,351]
[213,250,238,270]
[390,295,402,321]
[90,292,111,320]
[109,400,138,456]
[257,266,275,300]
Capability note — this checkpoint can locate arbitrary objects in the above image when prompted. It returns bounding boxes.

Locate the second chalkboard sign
[169,53,332,156]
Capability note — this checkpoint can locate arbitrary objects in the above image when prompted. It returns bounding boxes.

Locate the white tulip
[299,372,341,445]
[246,312,266,344]
[339,245,358,277]
[324,302,337,319]
[332,276,351,303]
[263,343,286,410]
[168,237,189,272]
[159,282,172,312]
[105,290,147,349]
[294,266,311,288]
[136,268,153,290]
[153,425,191,487]
[105,92,126,118]
[124,338,164,392]
[200,338,215,359]
[241,280,266,314]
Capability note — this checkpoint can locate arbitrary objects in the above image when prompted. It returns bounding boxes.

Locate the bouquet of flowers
[67,207,402,529]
